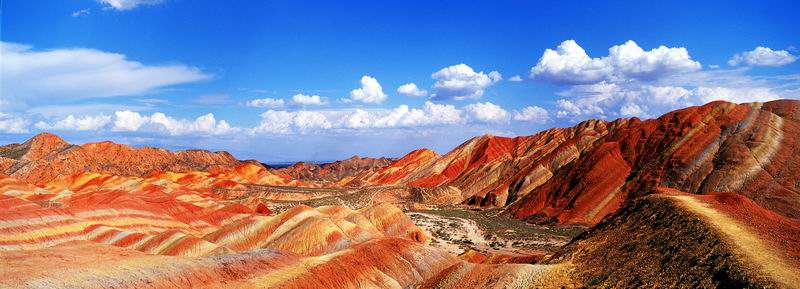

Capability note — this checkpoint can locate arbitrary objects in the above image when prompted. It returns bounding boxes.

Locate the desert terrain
[1,100,799,288]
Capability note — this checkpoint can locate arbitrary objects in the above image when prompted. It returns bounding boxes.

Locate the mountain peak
[26,132,68,146]
[11,132,71,161]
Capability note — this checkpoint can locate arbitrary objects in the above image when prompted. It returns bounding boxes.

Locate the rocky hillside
[549,188,800,288]
[352,100,800,226]
[0,133,250,185]
[270,155,395,183]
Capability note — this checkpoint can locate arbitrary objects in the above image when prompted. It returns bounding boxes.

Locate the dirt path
[671,195,800,288]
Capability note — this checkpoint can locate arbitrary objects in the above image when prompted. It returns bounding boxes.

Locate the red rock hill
[356,100,800,225]
[0,133,244,185]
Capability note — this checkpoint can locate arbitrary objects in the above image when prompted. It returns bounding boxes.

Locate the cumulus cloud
[99,0,163,10]
[252,110,331,134]
[530,40,701,84]
[693,86,780,103]
[112,110,238,135]
[555,82,694,119]
[531,41,798,122]
[252,102,466,135]
[113,110,150,131]
[0,113,28,133]
[246,98,285,108]
[508,75,523,82]
[338,102,464,129]
[553,80,786,120]
[431,64,501,100]
[347,75,388,104]
[0,42,210,105]
[396,83,428,97]
[35,114,112,131]
[463,102,510,123]
[728,47,797,67]
[290,94,327,106]
[488,71,503,82]
[513,106,550,124]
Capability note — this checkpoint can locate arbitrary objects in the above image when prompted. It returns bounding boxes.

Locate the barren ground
[407,208,583,256]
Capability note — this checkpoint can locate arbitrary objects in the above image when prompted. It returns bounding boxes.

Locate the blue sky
[1,0,799,162]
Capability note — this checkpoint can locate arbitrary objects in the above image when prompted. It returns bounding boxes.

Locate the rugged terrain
[0,133,266,186]
[269,156,395,185]
[349,100,800,227]
[1,100,799,288]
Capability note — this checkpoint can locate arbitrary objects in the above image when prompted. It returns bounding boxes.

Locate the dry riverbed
[407,208,584,257]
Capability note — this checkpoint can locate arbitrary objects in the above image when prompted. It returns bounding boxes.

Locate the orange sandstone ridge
[1,99,799,288]
[270,155,395,184]
[349,100,800,226]
[0,133,249,186]
[0,169,546,288]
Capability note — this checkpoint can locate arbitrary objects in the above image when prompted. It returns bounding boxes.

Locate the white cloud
[513,106,550,124]
[0,42,210,105]
[251,110,294,134]
[339,102,464,129]
[25,103,151,119]
[252,102,464,134]
[421,102,464,125]
[348,75,388,104]
[99,0,163,10]
[113,110,151,131]
[532,41,797,122]
[246,98,285,108]
[35,114,112,131]
[293,111,333,131]
[555,82,695,119]
[509,75,523,82]
[553,80,787,120]
[556,99,590,118]
[531,40,701,84]
[150,113,236,135]
[252,110,331,134]
[607,40,701,80]
[463,102,509,123]
[619,102,645,117]
[71,8,91,17]
[396,83,428,97]
[488,71,503,82]
[728,47,797,67]
[693,86,779,103]
[0,113,28,133]
[112,110,237,135]
[530,40,612,84]
[431,64,501,100]
[290,94,327,106]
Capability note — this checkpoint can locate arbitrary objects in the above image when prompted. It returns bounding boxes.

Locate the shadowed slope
[549,189,800,288]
